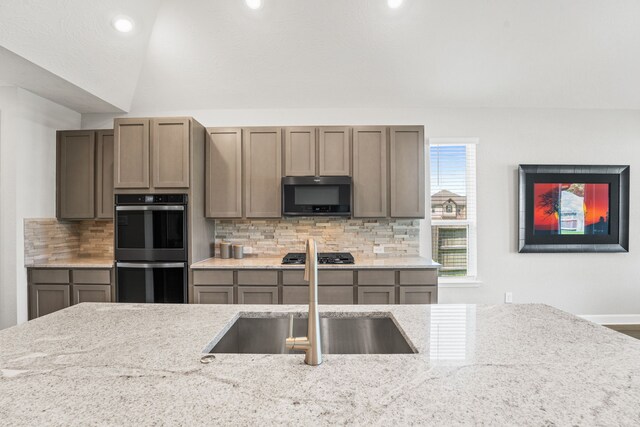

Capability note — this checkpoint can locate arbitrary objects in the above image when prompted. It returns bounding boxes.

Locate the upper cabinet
[389,126,425,218]
[206,128,243,218]
[243,128,282,218]
[152,118,190,188]
[57,131,95,219]
[114,117,202,191]
[283,126,351,177]
[114,118,149,189]
[352,126,388,218]
[284,127,316,176]
[318,127,351,176]
[57,130,114,220]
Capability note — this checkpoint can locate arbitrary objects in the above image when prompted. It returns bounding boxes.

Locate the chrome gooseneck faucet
[285,238,322,366]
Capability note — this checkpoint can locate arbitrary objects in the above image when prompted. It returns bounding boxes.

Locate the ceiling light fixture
[245,0,263,10]
[112,16,134,33]
[387,0,403,9]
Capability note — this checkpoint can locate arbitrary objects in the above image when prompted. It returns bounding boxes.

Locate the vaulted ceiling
[1,0,639,113]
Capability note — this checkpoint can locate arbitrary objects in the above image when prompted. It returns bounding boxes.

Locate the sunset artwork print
[533,183,610,235]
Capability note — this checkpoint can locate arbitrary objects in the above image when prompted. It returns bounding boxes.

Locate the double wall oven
[115,194,188,303]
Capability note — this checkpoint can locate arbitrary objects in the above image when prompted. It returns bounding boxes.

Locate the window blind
[429,140,477,279]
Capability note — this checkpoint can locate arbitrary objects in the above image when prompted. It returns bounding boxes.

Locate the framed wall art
[518,165,629,253]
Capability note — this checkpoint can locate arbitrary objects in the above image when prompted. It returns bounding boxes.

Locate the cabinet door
[96,130,114,219]
[283,286,353,304]
[284,127,316,176]
[319,127,351,176]
[206,128,243,218]
[29,284,70,319]
[194,286,234,304]
[114,118,150,189]
[152,118,190,188]
[353,127,388,217]
[238,286,279,304]
[390,126,425,218]
[72,284,112,304]
[358,286,395,304]
[243,128,282,218]
[399,286,437,304]
[57,131,95,219]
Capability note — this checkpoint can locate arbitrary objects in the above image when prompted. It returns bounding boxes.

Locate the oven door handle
[115,206,185,211]
[116,262,186,269]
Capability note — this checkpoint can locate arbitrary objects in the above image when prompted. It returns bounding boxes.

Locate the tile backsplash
[215,218,420,257]
[24,219,113,265]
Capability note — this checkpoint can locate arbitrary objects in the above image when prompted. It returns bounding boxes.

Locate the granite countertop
[25,257,114,269]
[1,303,640,425]
[191,255,440,269]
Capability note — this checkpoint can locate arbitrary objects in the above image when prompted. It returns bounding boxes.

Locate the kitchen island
[1,303,640,425]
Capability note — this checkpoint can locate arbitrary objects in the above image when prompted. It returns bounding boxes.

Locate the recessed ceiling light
[388,0,403,9]
[112,16,134,33]
[245,0,262,9]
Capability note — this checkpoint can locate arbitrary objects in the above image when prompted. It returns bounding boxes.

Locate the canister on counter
[233,244,244,259]
[220,242,231,259]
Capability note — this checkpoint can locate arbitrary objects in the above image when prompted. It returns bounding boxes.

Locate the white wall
[83,107,640,316]
[0,87,80,329]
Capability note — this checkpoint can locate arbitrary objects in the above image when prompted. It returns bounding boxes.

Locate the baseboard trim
[579,314,640,325]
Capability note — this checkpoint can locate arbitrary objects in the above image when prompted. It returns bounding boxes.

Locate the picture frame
[518,164,630,253]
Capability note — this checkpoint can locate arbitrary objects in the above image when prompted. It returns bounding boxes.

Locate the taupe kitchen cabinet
[282,270,354,304]
[114,117,203,190]
[283,126,351,177]
[352,126,388,217]
[389,126,425,218]
[205,128,243,218]
[243,128,282,218]
[28,267,114,320]
[358,286,396,304]
[57,129,114,220]
[194,286,234,304]
[237,270,279,304]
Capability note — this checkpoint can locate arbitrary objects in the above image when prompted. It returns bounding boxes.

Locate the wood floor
[605,325,640,340]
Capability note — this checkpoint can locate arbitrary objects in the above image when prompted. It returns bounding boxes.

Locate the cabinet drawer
[399,286,437,304]
[283,286,354,305]
[238,286,278,304]
[399,270,438,285]
[193,270,234,285]
[72,269,111,284]
[237,270,278,285]
[282,270,305,285]
[194,286,234,304]
[72,284,112,304]
[358,270,395,285]
[357,286,395,305]
[318,270,353,285]
[30,269,70,284]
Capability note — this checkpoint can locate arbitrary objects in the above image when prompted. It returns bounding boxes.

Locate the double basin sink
[208,315,415,355]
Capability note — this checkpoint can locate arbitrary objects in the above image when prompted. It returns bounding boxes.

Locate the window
[429,139,477,280]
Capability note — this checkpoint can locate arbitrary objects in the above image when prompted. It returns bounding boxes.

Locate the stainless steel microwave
[282,176,351,216]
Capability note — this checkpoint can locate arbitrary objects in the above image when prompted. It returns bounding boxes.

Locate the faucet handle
[288,314,294,338]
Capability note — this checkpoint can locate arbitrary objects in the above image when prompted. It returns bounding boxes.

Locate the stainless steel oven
[115,194,188,262]
[116,262,187,303]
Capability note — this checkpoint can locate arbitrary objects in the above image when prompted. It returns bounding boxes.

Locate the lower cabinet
[29,284,71,319]
[358,286,396,305]
[283,286,354,304]
[238,286,278,304]
[194,286,234,304]
[191,268,438,305]
[28,267,114,320]
[399,286,437,304]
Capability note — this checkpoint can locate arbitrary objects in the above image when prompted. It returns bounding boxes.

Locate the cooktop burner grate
[282,252,355,265]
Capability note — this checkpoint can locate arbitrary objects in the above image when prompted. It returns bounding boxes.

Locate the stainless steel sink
[208,315,415,354]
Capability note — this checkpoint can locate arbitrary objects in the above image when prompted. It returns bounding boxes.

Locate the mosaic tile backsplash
[215,218,420,257]
[24,219,114,264]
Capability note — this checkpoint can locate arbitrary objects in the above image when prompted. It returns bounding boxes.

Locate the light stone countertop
[1,303,640,425]
[25,257,114,269]
[191,255,440,269]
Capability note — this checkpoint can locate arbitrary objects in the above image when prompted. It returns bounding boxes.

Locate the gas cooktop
[282,252,355,265]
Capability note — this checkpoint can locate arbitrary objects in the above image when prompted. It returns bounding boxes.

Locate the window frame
[428,137,479,285]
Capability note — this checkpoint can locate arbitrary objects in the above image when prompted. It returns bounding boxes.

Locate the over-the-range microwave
[282,176,351,216]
